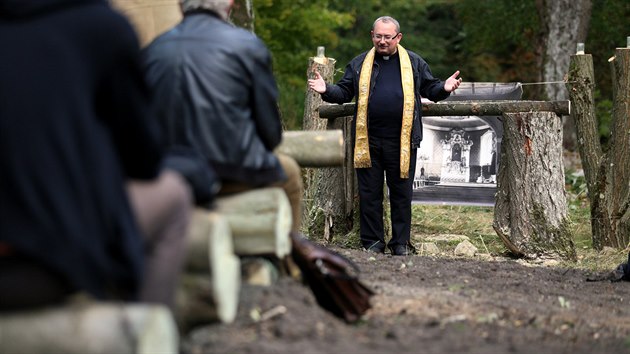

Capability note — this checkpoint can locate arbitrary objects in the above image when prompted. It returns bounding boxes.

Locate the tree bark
[0,302,178,354]
[302,51,356,241]
[493,112,575,260]
[536,0,592,151]
[230,0,255,32]
[567,50,630,249]
[607,49,630,248]
[318,101,570,119]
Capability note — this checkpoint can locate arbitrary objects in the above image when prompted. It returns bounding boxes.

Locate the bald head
[373,16,400,33]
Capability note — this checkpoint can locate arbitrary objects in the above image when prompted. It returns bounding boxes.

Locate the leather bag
[289,232,374,323]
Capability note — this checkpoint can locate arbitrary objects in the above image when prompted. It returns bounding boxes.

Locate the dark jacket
[143,11,286,188]
[322,49,450,147]
[0,0,162,299]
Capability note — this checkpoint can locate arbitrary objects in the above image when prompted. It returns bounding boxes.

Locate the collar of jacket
[183,8,222,19]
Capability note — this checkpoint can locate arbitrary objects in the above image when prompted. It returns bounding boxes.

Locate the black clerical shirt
[367,52,404,138]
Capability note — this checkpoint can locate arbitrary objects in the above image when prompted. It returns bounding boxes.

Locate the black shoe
[390,245,411,256]
[364,241,385,254]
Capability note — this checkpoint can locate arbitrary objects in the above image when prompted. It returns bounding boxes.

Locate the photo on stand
[413,82,523,206]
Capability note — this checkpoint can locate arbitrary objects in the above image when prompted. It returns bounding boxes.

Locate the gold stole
[353,45,415,178]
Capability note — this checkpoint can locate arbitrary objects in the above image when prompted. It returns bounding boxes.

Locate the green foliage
[254,0,354,129]
[253,0,628,139]
[455,0,541,86]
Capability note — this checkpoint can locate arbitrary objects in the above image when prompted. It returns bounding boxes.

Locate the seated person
[0,0,192,312]
[142,0,302,232]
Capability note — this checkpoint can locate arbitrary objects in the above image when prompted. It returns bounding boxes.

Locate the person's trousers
[218,153,303,233]
[0,170,192,311]
[356,136,416,250]
[127,170,192,311]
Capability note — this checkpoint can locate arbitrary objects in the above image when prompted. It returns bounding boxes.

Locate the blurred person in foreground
[143,0,303,233]
[0,0,192,312]
[308,16,462,256]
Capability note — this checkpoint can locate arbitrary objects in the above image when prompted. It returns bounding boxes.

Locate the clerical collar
[377,51,399,61]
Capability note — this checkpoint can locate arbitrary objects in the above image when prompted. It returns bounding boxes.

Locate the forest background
[253,0,628,148]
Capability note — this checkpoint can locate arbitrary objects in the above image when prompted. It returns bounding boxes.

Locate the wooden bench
[0,130,345,349]
[176,130,344,328]
[0,300,178,354]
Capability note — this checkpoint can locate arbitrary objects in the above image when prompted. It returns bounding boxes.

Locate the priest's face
[371,20,401,56]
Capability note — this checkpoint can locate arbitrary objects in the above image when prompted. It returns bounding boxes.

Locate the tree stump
[567,49,630,250]
[493,112,576,260]
[302,51,356,241]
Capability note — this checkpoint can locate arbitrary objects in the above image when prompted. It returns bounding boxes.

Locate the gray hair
[373,16,400,33]
[180,0,232,20]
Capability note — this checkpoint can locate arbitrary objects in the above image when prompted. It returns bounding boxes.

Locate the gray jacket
[143,11,286,190]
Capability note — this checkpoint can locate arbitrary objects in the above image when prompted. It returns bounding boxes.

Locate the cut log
[277,130,344,167]
[213,188,292,258]
[0,302,178,354]
[240,257,280,286]
[185,210,237,274]
[318,100,571,119]
[176,272,239,331]
[180,209,240,325]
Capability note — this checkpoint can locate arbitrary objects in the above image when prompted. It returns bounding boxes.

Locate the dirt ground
[181,244,630,354]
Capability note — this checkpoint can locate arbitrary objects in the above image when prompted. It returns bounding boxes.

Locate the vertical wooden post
[301,48,357,241]
[230,0,255,32]
[567,48,630,249]
[607,48,630,248]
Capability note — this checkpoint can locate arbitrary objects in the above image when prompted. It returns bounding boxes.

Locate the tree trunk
[302,50,356,241]
[493,112,575,260]
[567,49,630,249]
[230,0,255,32]
[537,0,592,150]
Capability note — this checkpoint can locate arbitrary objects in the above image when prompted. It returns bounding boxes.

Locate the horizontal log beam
[213,188,292,258]
[318,100,571,119]
[277,130,344,167]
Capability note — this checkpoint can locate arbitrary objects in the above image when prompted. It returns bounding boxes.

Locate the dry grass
[326,154,628,273]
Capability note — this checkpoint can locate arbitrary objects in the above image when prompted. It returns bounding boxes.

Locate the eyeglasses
[372,33,399,42]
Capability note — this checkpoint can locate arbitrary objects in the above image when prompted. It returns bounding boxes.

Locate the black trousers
[356,136,416,250]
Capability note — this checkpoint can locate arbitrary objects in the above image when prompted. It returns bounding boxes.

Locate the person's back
[143,1,303,233]
[0,0,189,310]
[143,9,285,186]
